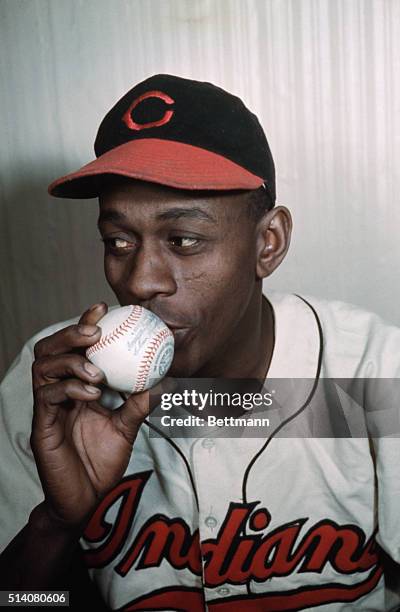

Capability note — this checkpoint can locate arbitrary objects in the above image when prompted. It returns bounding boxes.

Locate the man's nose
[126,243,176,302]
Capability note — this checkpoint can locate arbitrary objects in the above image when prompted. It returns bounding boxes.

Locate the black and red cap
[48,74,276,202]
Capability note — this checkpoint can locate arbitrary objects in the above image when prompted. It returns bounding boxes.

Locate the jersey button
[217,587,230,596]
[205,515,218,529]
[201,438,215,449]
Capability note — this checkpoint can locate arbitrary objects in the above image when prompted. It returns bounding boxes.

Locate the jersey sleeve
[366,324,400,564]
[0,339,43,551]
[0,318,78,552]
[373,438,400,563]
[308,295,400,565]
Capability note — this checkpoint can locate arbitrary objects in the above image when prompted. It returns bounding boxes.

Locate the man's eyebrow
[97,206,217,227]
[97,210,126,226]
[156,207,216,223]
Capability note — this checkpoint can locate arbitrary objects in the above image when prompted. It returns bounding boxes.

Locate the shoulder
[296,293,400,377]
[300,293,399,344]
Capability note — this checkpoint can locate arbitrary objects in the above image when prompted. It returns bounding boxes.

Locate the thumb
[112,390,150,444]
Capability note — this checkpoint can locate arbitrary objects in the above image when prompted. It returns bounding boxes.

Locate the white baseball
[86,305,175,394]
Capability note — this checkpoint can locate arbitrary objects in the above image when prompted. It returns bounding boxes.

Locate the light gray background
[1,0,399,378]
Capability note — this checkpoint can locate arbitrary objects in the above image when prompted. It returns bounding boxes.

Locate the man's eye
[102,237,134,251]
[114,238,131,249]
[169,237,199,248]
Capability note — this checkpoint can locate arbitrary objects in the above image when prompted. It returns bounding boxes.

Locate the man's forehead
[98,179,249,223]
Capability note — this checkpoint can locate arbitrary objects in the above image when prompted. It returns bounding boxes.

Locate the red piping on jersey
[120,565,383,611]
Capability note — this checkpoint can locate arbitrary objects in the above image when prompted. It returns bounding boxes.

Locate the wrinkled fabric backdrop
[1,0,399,378]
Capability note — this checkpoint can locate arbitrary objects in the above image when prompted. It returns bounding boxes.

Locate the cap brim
[48,138,264,198]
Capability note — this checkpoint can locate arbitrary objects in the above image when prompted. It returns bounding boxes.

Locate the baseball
[86,305,175,394]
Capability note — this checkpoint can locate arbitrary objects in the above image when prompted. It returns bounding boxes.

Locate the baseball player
[1,75,400,611]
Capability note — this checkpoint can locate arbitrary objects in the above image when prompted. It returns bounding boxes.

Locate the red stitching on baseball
[134,328,173,392]
[86,306,142,359]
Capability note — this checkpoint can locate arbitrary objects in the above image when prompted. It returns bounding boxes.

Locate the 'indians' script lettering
[83,472,382,595]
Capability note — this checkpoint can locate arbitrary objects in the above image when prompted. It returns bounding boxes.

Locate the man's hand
[31,302,149,531]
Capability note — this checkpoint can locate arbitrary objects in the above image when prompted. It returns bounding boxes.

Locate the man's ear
[255,206,292,279]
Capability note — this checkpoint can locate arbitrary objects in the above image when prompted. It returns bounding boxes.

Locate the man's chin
[166,361,197,378]
[165,351,201,378]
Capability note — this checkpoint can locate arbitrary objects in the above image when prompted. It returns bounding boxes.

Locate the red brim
[48,138,264,198]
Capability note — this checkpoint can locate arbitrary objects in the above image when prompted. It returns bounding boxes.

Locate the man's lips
[153,317,193,333]
[128,307,195,347]
[165,325,194,348]
[162,322,188,330]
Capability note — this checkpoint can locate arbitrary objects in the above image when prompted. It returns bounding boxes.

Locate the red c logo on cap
[122,90,175,131]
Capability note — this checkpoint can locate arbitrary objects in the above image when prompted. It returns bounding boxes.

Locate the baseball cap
[48,74,275,203]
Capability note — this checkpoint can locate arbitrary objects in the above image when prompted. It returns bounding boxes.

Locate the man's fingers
[78,302,108,326]
[34,323,102,359]
[33,304,108,360]
[34,379,101,406]
[112,391,150,443]
[32,353,105,389]
[33,380,101,430]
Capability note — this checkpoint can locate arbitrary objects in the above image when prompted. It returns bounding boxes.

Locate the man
[0,74,399,611]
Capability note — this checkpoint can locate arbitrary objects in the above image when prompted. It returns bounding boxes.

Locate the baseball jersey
[1,292,400,611]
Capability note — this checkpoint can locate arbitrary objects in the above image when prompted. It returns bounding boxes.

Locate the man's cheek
[181,269,208,282]
[104,262,122,291]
